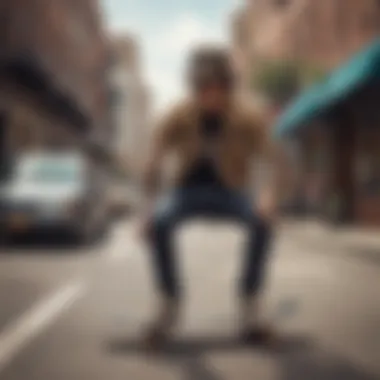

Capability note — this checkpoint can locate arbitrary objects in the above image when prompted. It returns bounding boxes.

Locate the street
[0,219,379,380]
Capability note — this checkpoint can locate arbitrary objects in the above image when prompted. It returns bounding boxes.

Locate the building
[0,0,111,176]
[231,0,380,225]
[232,0,380,94]
[109,34,150,173]
[274,40,380,226]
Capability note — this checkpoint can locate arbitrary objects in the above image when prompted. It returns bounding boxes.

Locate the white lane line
[0,280,86,373]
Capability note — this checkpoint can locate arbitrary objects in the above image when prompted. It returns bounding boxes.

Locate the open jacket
[143,97,277,194]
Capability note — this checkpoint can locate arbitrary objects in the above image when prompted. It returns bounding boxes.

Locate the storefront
[354,125,380,225]
[0,112,9,180]
[281,122,334,217]
[274,38,380,226]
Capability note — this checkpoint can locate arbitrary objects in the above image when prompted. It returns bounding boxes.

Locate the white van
[0,151,110,244]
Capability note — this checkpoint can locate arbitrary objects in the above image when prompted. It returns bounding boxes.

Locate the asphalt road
[0,219,379,380]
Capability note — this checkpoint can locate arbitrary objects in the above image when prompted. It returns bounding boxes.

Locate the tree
[301,65,327,88]
[252,61,300,105]
[252,60,327,106]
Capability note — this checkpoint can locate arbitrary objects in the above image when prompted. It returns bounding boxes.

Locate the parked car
[0,151,110,244]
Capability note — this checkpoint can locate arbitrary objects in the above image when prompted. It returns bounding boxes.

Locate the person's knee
[248,216,272,239]
[256,218,272,238]
[149,211,175,241]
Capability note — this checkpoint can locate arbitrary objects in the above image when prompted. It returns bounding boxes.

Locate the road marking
[0,280,86,373]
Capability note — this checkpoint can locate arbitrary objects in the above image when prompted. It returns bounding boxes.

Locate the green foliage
[252,61,300,104]
[252,60,327,104]
[301,65,328,88]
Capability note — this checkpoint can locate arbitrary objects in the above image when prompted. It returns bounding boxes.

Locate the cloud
[105,1,235,113]
[145,12,226,112]
[154,13,223,56]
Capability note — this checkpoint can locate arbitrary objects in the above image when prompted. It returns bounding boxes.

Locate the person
[140,45,279,348]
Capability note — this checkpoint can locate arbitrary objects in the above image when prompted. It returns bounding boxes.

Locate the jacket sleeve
[142,107,179,196]
[248,107,280,203]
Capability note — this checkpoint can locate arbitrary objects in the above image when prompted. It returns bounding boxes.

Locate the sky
[102,0,239,112]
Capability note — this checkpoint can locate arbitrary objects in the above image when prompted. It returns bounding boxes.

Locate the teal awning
[274,83,329,138]
[274,38,380,138]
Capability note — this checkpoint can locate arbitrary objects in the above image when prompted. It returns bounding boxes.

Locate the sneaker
[142,297,179,350]
[240,324,277,346]
[239,294,277,346]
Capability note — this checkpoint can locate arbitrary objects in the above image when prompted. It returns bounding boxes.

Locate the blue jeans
[147,186,273,300]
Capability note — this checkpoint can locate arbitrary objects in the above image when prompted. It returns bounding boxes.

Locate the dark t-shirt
[181,112,225,188]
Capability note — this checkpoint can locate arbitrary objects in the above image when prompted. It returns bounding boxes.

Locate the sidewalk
[282,218,380,264]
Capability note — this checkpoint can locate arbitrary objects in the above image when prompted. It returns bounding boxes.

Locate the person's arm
[141,108,178,212]
[250,109,280,222]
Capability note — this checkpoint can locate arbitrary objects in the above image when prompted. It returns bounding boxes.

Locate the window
[356,130,380,196]
[237,26,247,48]
[273,0,290,9]
[362,1,380,32]
[233,15,248,48]
[17,157,83,185]
[362,13,377,31]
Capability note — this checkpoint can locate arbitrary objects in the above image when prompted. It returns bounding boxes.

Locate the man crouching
[140,45,279,349]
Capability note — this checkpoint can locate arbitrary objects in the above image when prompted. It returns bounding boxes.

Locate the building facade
[231,0,380,226]
[232,0,380,93]
[109,34,150,173]
[0,0,111,172]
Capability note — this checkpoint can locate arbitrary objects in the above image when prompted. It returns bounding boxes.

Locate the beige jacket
[143,97,277,194]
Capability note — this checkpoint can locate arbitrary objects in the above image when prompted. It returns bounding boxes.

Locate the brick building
[232,0,380,93]
[0,0,111,174]
[109,34,150,173]
[231,0,380,225]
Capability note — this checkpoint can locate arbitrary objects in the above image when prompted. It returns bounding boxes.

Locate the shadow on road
[278,345,379,380]
[0,233,93,254]
[108,334,309,355]
[346,246,380,266]
[107,334,308,380]
[106,334,379,380]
